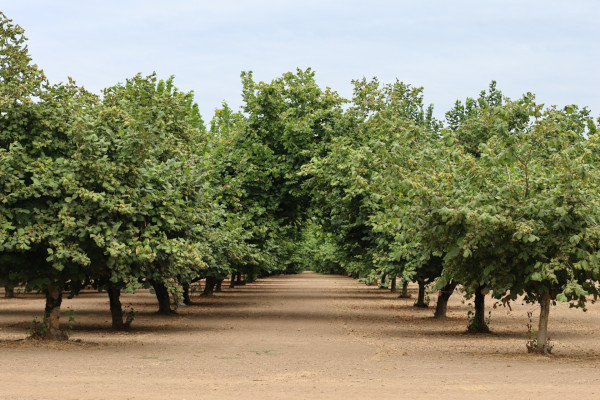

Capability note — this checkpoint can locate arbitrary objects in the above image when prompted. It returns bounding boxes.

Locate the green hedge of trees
[1,13,598,353]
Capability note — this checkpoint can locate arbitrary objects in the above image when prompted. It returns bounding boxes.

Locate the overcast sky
[3,0,599,121]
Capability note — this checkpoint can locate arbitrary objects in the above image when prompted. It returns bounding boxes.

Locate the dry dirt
[0,271,599,400]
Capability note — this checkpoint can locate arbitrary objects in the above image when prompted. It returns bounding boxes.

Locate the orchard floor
[0,271,599,400]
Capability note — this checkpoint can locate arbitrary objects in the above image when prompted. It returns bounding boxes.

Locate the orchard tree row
[1,13,599,353]
[299,80,599,354]
[0,13,309,339]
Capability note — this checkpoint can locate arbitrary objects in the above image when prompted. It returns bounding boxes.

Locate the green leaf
[446,246,460,259]
[556,293,568,302]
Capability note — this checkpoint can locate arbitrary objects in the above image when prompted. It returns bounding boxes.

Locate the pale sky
[2,0,599,121]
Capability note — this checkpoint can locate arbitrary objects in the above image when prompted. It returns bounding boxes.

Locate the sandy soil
[0,271,598,400]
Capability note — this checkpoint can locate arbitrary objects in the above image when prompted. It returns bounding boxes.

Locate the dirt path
[1,271,599,399]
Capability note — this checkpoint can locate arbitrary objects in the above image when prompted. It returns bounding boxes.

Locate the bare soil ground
[0,271,599,400]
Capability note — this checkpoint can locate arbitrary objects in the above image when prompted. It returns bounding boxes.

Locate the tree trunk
[44,284,67,340]
[229,274,236,288]
[398,281,411,298]
[152,282,174,315]
[215,279,223,293]
[390,276,397,293]
[246,266,255,283]
[532,292,552,354]
[413,280,428,308]
[108,287,126,330]
[235,272,244,285]
[182,283,192,305]
[379,274,387,288]
[4,285,15,298]
[202,277,217,296]
[468,287,490,333]
[433,280,458,319]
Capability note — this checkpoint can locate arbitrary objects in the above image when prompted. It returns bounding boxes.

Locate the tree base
[467,323,491,334]
[155,309,178,316]
[43,329,69,341]
[526,341,553,354]
[111,323,128,331]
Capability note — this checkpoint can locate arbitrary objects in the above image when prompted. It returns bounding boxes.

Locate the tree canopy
[1,12,598,353]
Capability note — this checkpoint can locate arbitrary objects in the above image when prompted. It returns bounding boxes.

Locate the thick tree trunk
[413,280,428,308]
[108,287,126,330]
[152,282,174,315]
[390,276,397,293]
[433,280,458,319]
[531,292,552,354]
[468,287,490,333]
[4,285,15,298]
[182,283,192,305]
[398,281,411,298]
[215,279,223,293]
[44,284,67,340]
[229,274,236,288]
[202,277,217,296]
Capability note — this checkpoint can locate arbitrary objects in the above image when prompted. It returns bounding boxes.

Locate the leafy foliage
[1,12,598,352]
